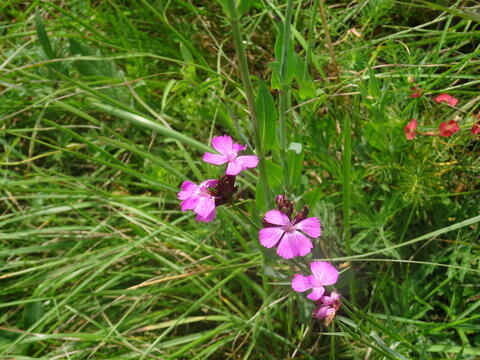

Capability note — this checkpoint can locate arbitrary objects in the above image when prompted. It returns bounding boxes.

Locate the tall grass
[1,0,479,359]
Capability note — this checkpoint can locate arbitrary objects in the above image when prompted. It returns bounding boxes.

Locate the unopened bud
[292,205,309,224]
[276,195,294,218]
[209,175,237,206]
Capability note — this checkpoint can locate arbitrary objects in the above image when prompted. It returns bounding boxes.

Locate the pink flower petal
[291,274,312,292]
[439,122,449,137]
[295,217,321,238]
[277,231,313,259]
[290,231,314,257]
[307,286,325,301]
[233,143,247,152]
[194,196,216,220]
[259,227,285,248]
[180,197,198,211]
[404,119,417,141]
[321,291,341,306]
[435,93,458,106]
[236,155,258,169]
[211,135,233,155]
[313,305,335,320]
[410,85,422,98]
[471,123,480,134]
[439,120,460,137]
[177,181,198,200]
[310,261,338,285]
[448,120,460,134]
[199,179,218,189]
[276,237,295,259]
[263,210,291,226]
[196,209,216,222]
[226,159,244,175]
[203,152,228,165]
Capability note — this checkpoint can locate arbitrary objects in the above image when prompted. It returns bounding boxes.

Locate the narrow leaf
[92,102,212,153]
[35,11,54,59]
[287,142,304,188]
[255,80,277,151]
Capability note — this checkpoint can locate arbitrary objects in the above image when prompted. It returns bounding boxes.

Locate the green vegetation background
[0,0,479,359]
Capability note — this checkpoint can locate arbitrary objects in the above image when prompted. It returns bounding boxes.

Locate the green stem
[232,203,261,231]
[342,111,355,304]
[225,0,270,208]
[279,0,295,192]
[290,257,309,274]
[329,322,335,360]
[319,0,338,75]
[305,0,320,80]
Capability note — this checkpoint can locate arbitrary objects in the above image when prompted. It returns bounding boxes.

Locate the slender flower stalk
[319,0,338,75]
[225,0,270,206]
[278,0,294,192]
[305,0,320,79]
[343,110,354,304]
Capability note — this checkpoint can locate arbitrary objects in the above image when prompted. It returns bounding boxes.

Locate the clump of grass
[1,1,479,359]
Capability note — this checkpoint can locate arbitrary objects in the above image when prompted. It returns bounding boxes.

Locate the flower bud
[275,195,294,218]
[292,205,309,224]
[209,175,237,206]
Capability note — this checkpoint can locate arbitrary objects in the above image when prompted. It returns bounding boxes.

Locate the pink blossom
[177,179,218,222]
[203,135,258,175]
[439,120,460,137]
[313,290,341,326]
[291,261,338,300]
[259,209,320,259]
[434,93,459,106]
[410,85,422,98]
[404,119,417,140]
[471,122,480,134]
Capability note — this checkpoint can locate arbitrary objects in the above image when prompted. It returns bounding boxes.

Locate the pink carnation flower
[439,120,460,137]
[404,119,417,140]
[259,210,321,259]
[313,290,341,326]
[434,93,458,106]
[203,135,258,176]
[291,261,339,300]
[177,179,218,222]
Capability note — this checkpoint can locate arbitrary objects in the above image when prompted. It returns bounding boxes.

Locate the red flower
[410,85,422,98]
[471,122,480,134]
[404,119,417,140]
[434,94,459,107]
[439,120,460,137]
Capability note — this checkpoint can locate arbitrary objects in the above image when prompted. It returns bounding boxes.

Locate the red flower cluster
[403,93,480,140]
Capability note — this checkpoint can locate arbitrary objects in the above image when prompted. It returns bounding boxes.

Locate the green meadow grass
[1,0,479,358]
